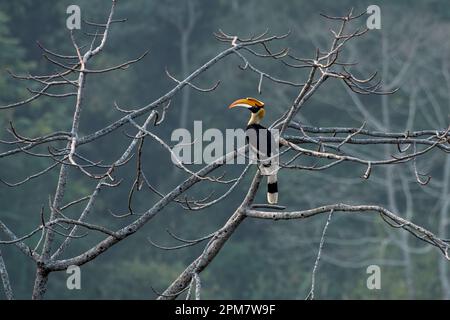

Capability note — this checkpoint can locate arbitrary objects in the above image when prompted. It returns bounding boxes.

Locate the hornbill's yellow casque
[228,97,279,204]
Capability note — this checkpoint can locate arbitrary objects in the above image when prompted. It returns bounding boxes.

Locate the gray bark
[0,249,13,300]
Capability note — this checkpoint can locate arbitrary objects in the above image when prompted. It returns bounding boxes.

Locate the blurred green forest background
[0,0,449,299]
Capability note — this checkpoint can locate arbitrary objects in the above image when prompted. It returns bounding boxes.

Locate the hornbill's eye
[250,106,259,113]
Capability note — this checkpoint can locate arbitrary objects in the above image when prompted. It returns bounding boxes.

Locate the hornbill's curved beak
[228,98,252,109]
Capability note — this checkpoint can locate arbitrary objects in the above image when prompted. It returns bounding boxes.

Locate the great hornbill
[228,97,279,204]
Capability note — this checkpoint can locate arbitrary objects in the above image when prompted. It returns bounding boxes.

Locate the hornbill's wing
[245,124,279,176]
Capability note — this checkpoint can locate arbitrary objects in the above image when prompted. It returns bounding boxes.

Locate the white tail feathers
[267,192,278,204]
[267,174,278,204]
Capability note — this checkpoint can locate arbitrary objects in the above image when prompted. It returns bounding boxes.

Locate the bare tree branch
[0,249,13,300]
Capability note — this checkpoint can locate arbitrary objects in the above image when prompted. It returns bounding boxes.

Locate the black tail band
[267,182,278,193]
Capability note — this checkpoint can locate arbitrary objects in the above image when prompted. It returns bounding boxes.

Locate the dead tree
[0,2,449,300]
[269,10,446,298]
